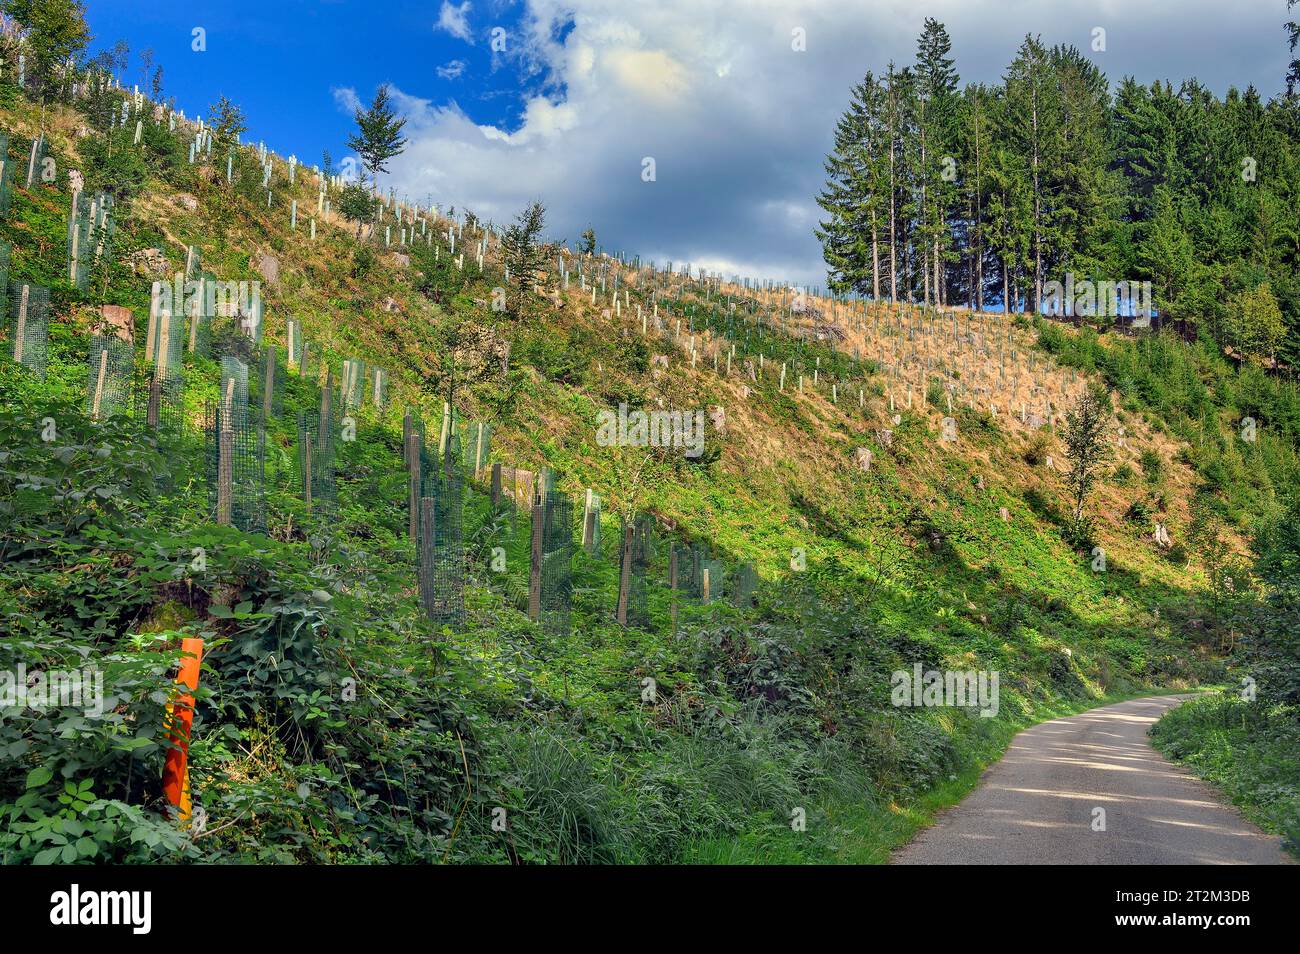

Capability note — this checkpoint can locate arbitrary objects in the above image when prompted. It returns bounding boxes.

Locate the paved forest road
[892,695,1292,865]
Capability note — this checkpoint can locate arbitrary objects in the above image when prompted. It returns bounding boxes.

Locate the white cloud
[330,86,361,115]
[436,1,474,44]
[437,59,468,80]
[377,0,1287,287]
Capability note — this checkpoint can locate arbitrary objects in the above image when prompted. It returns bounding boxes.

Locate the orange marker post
[161,637,203,822]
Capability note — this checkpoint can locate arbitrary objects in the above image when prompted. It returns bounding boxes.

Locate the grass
[679,689,1189,864]
[0,79,1277,865]
[1150,692,1300,859]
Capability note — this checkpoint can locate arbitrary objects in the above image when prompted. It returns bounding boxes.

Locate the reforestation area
[0,0,1296,869]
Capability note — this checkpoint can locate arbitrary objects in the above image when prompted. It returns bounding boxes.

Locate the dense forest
[817,17,1300,367]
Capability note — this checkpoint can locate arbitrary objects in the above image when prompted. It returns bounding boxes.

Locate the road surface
[892,695,1292,865]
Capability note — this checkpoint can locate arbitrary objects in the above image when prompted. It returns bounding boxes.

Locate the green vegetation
[1152,693,1300,854]
[817,17,1300,372]
[0,3,1294,865]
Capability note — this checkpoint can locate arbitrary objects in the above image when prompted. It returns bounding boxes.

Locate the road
[892,694,1292,865]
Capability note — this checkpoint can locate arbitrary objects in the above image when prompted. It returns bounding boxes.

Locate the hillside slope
[0,76,1272,864]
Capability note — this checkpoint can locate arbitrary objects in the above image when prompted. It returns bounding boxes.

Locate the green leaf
[26,767,53,790]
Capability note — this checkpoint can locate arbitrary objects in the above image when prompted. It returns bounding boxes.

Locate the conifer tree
[347,84,408,188]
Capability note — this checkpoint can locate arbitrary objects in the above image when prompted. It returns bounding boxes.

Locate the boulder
[127,247,169,278]
[253,251,280,286]
[855,447,873,472]
[176,192,199,211]
[98,305,134,341]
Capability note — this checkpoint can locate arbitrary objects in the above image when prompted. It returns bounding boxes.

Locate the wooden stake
[669,548,679,638]
[528,491,544,621]
[91,348,108,419]
[262,346,275,421]
[616,522,633,626]
[13,286,29,362]
[406,431,421,541]
[303,433,314,509]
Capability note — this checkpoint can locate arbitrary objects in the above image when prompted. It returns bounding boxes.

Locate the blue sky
[83,1,1296,288]
[84,1,538,170]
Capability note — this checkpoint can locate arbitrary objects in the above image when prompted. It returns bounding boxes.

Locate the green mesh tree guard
[371,367,388,408]
[297,395,340,510]
[23,134,46,189]
[466,421,491,473]
[581,490,602,555]
[185,280,211,358]
[287,319,303,369]
[299,339,316,381]
[219,356,250,428]
[88,193,114,284]
[85,334,134,419]
[700,557,727,604]
[417,442,465,628]
[66,194,91,288]
[731,562,758,609]
[621,516,651,630]
[135,364,186,440]
[0,242,9,302]
[540,486,574,635]
[240,289,263,345]
[255,345,284,420]
[184,245,201,280]
[341,358,366,408]
[6,283,50,379]
[146,284,184,370]
[633,514,657,568]
[673,543,704,599]
[206,398,266,533]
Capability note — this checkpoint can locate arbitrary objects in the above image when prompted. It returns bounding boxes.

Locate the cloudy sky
[87,0,1294,287]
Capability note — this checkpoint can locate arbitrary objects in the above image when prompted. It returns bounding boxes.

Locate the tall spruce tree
[347,84,408,188]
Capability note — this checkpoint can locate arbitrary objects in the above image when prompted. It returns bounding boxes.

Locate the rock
[382,296,400,313]
[389,252,410,268]
[98,305,134,341]
[652,355,669,369]
[253,251,280,286]
[127,247,169,278]
[709,406,727,434]
[176,192,199,211]
[877,428,893,447]
[999,507,1010,522]
[855,447,873,472]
